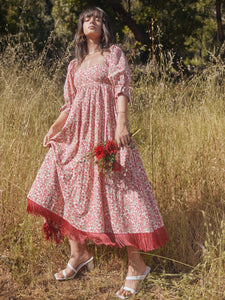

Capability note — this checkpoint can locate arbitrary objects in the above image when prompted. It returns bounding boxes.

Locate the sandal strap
[62,269,67,278]
[76,256,93,272]
[125,266,151,281]
[67,262,77,273]
[126,274,146,280]
[122,286,135,294]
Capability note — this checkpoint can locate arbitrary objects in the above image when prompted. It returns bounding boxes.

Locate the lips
[88,25,96,29]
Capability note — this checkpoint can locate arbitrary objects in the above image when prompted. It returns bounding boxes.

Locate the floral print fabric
[27,45,169,251]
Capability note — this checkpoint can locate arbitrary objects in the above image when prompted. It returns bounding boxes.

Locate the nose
[89,16,96,24]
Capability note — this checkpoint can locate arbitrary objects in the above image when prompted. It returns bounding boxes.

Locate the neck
[87,38,100,54]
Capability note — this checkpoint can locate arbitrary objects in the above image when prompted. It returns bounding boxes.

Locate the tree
[216,0,224,44]
[0,0,222,65]
[0,0,54,51]
[105,0,150,46]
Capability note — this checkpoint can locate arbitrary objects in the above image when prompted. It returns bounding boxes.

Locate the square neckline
[75,45,113,73]
[76,63,106,73]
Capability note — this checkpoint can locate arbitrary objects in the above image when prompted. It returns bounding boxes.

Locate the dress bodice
[74,63,111,88]
[60,45,131,114]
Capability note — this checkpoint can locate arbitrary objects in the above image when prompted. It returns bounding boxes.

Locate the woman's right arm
[43,111,68,147]
[43,59,77,148]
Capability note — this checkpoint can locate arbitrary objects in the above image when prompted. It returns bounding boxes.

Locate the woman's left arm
[115,94,130,148]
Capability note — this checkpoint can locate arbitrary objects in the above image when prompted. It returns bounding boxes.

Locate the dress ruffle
[27,198,169,252]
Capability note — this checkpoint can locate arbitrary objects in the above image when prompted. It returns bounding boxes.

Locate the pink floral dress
[27,45,169,252]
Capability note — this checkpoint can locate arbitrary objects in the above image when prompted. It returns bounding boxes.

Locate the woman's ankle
[127,251,146,272]
[70,250,90,259]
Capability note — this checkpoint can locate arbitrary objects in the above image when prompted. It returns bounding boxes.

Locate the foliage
[0,0,54,51]
[0,0,224,64]
[51,0,85,44]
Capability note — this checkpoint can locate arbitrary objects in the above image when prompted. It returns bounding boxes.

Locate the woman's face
[83,13,103,40]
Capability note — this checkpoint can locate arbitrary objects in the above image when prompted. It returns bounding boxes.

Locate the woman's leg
[55,239,92,279]
[117,246,147,297]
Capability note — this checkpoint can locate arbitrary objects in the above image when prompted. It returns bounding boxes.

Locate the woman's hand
[43,126,58,148]
[115,114,130,149]
[43,111,69,148]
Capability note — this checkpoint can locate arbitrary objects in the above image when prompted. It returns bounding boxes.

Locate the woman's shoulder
[105,44,125,62]
[66,58,79,75]
[68,58,78,69]
[108,44,124,54]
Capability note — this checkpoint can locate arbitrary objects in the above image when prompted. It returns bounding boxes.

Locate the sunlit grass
[0,40,224,299]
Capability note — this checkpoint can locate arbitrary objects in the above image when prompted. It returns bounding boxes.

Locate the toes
[117,288,132,297]
[117,288,123,295]
[117,288,125,296]
[56,271,64,278]
[124,291,132,297]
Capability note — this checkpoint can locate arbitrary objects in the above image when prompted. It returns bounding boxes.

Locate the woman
[27,6,169,299]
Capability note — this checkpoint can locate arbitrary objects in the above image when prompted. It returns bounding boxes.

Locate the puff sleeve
[60,59,77,114]
[108,45,131,102]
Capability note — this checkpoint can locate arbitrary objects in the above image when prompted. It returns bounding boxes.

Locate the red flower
[105,140,118,154]
[94,145,106,161]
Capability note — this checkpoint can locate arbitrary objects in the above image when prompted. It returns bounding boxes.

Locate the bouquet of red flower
[79,128,140,175]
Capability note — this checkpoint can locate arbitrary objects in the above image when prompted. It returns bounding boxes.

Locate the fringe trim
[27,198,169,252]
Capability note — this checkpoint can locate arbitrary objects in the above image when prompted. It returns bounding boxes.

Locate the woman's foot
[116,262,147,298]
[55,250,92,279]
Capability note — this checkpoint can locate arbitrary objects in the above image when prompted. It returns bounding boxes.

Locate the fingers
[117,134,130,149]
[43,136,47,147]
[121,135,130,147]
[43,135,50,148]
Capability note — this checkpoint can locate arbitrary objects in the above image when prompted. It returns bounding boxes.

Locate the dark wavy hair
[74,7,113,65]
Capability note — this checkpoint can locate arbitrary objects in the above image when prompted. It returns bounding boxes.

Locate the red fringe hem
[27,198,169,252]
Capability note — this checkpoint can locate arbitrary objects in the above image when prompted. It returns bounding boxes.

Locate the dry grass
[0,40,224,299]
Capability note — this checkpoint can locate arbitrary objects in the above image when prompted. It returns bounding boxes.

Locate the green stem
[134,252,194,269]
[130,128,141,137]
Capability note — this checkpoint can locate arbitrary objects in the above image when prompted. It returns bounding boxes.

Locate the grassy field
[0,42,224,299]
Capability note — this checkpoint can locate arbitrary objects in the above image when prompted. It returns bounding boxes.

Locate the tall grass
[0,40,224,299]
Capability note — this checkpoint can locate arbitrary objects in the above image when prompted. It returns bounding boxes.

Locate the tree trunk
[106,0,150,46]
[216,0,224,43]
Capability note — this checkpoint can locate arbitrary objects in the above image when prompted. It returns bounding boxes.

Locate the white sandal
[54,256,94,281]
[115,266,151,299]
